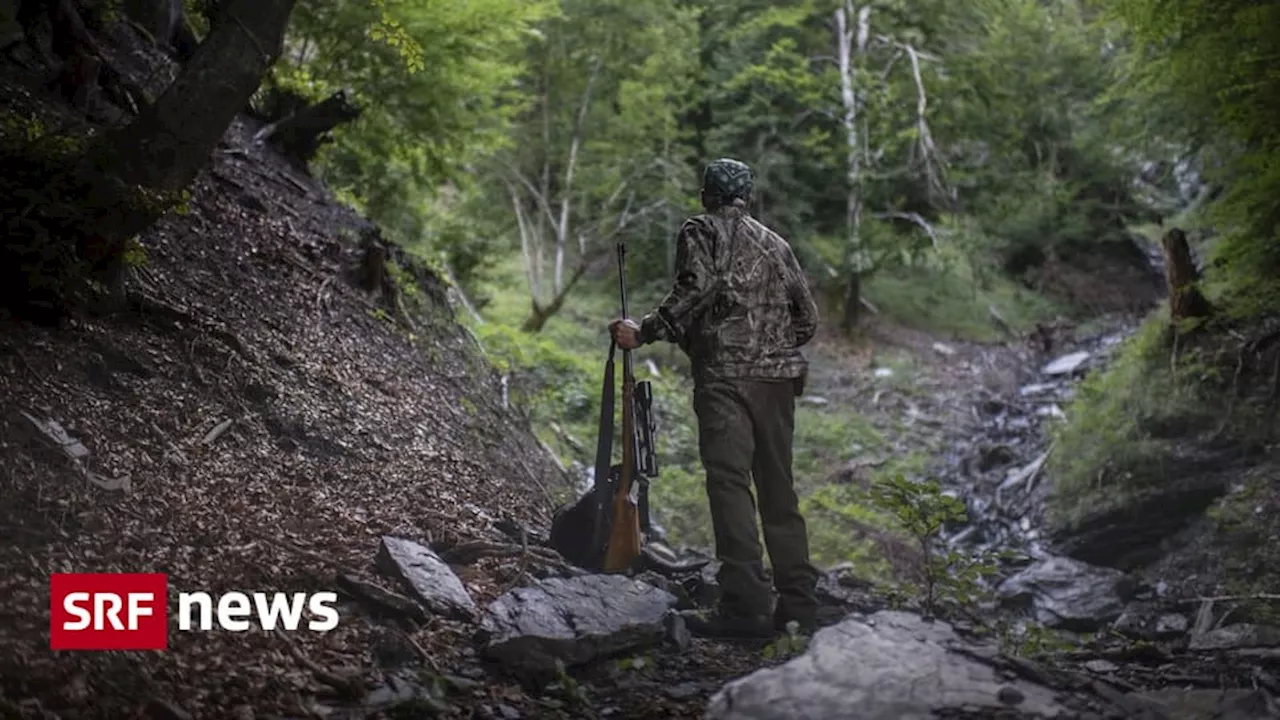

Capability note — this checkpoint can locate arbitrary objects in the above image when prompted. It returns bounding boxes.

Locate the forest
[1,0,1279,716]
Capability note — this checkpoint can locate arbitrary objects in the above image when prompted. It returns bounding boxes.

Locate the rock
[1133,689,1279,720]
[1112,603,1147,635]
[683,561,721,607]
[801,395,830,406]
[1114,602,1188,639]
[663,610,691,651]
[873,367,893,379]
[361,669,445,714]
[998,555,1135,631]
[1084,659,1118,673]
[705,611,1066,720]
[1156,613,1189,635]
[1041,351,1090,376]
[1018,382,1060,397]
[375,536,477,621]
[997,686,1025,706]
[932,342,957,357]
[665,682,701,700]
[479,574,677,674]
[1189,623,1280,651]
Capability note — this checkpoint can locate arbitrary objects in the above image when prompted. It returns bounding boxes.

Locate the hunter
[609,158,821,638]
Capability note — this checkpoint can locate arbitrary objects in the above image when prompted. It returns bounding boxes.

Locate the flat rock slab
[376,536,477,621]
[480,574,676,674]
[706,611,1066,720]
[998,555,1134,631]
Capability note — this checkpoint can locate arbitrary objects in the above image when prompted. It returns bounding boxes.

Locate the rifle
[589,240,658,572]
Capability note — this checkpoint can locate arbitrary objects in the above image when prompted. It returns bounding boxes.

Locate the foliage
[1101,0,1280,318]
[1000,620,1080,658]
[1205,467,1280,625]
[762,622,809,660]
[870,474,1001,618]
[860,237,1062,341]
[1046,311,1236,526]
[276,0,554,246]
[480,0,701,325]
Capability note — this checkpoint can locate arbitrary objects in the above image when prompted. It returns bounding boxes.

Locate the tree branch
[554,57,602,295]
[506,180,541,304]
[873,211,942,248]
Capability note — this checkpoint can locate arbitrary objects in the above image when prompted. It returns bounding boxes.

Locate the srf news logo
[50,573,339,650]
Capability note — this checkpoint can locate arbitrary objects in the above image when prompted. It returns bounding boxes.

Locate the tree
[278,0,554,248]
[493,0,699,332]
[1102,0,1280,316]
[18,0,300,307]
[96,0,297,192]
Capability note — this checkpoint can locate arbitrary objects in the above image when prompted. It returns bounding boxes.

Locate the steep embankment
[0,71,566,716]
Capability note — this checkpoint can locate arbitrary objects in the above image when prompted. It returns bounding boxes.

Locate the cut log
[253,89,361,171]
[1159,228,1211,323]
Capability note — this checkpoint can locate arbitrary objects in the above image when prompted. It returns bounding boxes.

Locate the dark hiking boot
[680,608,775,639]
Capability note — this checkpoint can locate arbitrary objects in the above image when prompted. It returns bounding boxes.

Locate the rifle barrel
[616,242,629,320]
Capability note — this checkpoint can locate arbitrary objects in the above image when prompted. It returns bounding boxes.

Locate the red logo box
[50,573,169,650]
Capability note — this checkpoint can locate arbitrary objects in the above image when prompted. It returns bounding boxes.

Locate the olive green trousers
[693,377,820,622]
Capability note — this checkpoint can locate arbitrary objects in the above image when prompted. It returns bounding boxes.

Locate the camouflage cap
[702,158,754,202]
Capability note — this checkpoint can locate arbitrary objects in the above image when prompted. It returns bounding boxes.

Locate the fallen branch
[438,540,562,566]
[277,632,363,698]
[1175,593,1280,604]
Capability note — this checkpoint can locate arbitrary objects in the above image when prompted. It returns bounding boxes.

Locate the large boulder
[998,555,1136,631]
[478,574,677,674]
[706,611,1067,720]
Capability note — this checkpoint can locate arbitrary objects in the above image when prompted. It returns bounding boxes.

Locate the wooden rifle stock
[602,242,642,572]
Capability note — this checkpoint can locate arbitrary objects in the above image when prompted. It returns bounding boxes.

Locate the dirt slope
[0,77,567,716]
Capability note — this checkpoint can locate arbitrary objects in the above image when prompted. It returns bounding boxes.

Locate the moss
[1047,295,1280,530]
[1047,312,1214,526]
[1204,466,1280,624]
[0,110,194,316]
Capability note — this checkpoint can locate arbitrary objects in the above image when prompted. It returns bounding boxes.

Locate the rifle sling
[589,340,618,555]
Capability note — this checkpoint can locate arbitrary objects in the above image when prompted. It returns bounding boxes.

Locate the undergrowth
[863,256,1061,342]
[1048,297,1280,528]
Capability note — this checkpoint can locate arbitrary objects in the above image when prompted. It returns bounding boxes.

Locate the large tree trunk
[94,0,297,193]
[72,0,296,296]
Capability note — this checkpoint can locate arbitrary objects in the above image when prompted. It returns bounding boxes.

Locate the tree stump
[1160,228,1211,322]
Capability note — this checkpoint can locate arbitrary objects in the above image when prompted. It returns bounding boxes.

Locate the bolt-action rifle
[590,241,658,572]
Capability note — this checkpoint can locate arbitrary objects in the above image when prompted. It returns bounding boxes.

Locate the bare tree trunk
[836,2,870,332]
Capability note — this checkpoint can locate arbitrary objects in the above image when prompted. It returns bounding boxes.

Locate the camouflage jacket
[638,207,818,381]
